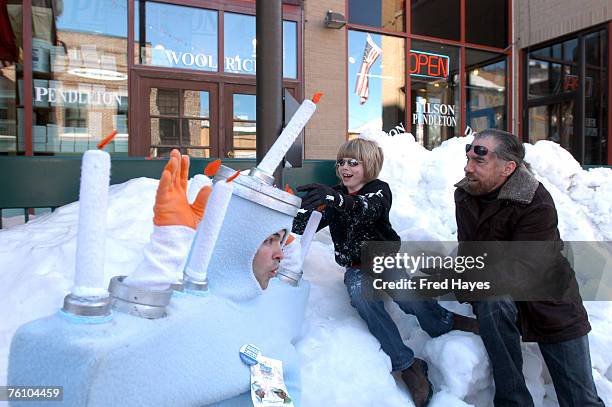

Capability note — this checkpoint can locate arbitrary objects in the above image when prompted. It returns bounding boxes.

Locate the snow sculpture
[183,177,234,292]
[61,149,113,320]
[256,92,322,177]
[9,93,321,406]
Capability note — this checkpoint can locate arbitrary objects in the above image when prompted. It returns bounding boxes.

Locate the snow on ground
[0,134,611,406]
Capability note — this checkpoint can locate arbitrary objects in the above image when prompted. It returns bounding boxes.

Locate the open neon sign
[409,50,450,79]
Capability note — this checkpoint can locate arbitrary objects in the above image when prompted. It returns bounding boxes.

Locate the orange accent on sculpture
[226,170,241,183]
[96,130,118,150]
[204,159,222,177]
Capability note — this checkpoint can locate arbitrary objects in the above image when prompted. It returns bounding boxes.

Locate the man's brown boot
[451,312,480,334]
[401,358,433,407]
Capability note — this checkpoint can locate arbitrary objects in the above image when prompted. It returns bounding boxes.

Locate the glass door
[224,84,256,158]
[137,77,218,157]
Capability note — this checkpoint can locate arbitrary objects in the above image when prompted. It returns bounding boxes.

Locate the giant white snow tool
[61,149,112,321]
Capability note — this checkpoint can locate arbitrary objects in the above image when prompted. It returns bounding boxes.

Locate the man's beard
[464,178,493,196]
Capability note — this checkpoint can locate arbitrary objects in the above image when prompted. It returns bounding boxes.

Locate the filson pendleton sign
[412,98,457,127]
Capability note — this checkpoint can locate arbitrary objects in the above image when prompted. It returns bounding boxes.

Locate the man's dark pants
[472,298,604,407]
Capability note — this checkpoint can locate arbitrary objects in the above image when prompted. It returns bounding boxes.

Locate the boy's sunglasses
[336,158,361,167]
[465,144,489,156]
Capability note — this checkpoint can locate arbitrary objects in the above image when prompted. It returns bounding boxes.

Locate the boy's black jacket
[293,179,400,268]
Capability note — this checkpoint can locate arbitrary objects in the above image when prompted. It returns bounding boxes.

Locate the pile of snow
[1,134,611,407]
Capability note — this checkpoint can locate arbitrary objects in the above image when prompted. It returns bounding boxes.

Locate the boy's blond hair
[336,138,384,182]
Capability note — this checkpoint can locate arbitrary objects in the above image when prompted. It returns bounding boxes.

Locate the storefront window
[526,28,608,165]
[465,49,506,132]
[410,40,460,148]
[283,21,297,79]
[528,60,574,99]
[0,2,21,153]
[584,30,608,165]
[466,0,508,49]
[30,0,128,154]
[223,13,297,78]
[347,31,405,136]
[528,102,576,154]
[411,0,460,41]
[136,2,218,72]
[348,0,405,32]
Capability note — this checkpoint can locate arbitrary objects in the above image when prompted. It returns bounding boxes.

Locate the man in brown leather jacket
[454,129,604,407]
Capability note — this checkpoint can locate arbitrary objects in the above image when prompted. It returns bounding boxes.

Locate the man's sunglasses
[465,144,489,156]
[336,158,361,167]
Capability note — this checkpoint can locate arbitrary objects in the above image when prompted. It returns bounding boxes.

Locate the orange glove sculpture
[125,150,213,289]
[153,149,212,229]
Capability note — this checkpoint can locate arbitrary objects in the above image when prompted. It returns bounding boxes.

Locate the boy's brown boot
[451,312,480,334]
[401,358,433,407]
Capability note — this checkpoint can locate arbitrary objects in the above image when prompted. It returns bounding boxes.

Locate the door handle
[226,151,235,158]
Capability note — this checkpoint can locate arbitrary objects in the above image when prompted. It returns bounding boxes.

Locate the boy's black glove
[297,183,355,211]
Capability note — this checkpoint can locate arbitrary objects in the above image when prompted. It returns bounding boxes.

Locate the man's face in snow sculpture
[252,230,286,289]
[463,136,517,196]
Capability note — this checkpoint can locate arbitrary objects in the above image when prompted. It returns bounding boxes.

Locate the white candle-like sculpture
[299,210,322,263]
[183,173,238,288]
[72,149,111,298]
[256,93,322,177]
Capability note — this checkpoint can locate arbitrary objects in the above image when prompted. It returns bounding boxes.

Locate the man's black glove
[297,183,354,211]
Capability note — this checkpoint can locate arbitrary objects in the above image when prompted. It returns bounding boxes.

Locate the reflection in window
[529,103,575,157]
[27,0,129,154]
[231,94,256,158]
[348,0,405,32]
[223,13,297,78]
[348,31,405,137]
[137,2,218,72]
[410,41,460,149]
[411,0,460,41]
[0,2,21,153]
[528,42,579,99]
[283,21,298,79]
[224,13,255,75]
[149,88,211,157]
[466,50,506,133]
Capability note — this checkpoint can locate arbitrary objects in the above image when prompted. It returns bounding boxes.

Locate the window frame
[522,24,609,164]
[345,0,513,142]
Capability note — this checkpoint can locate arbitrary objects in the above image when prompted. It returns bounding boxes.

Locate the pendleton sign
[413,97,457,127]
[409,50,450,79]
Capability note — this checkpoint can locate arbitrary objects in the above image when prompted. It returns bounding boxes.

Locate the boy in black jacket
[292,138,477,407]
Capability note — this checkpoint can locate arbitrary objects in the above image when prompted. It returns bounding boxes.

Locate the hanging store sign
[409,50,450,79]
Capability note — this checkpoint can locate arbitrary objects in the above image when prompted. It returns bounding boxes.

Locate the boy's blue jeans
[344,267,453,372]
